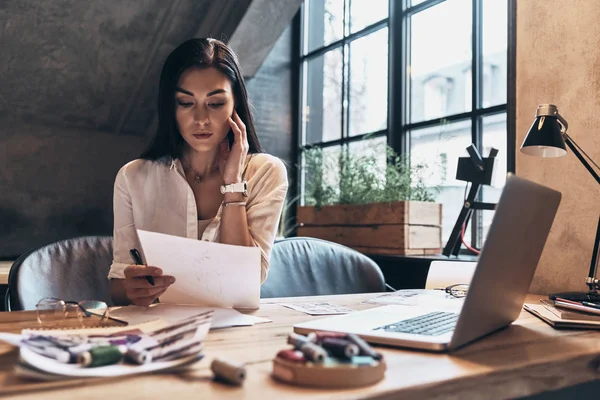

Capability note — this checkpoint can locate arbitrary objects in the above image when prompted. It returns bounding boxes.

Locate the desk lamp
[520,104,600,302]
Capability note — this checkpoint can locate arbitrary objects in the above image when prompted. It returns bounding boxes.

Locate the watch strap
[221,181,248,196]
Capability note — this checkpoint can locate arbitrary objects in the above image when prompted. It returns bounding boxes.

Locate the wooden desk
[1,293,600,399]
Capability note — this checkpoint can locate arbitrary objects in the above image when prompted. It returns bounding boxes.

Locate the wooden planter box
[296,201,442,256]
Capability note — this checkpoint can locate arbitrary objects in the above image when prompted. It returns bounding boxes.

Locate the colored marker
[287,332,311,349]
[346,333,383,360]
[320,337,359,359]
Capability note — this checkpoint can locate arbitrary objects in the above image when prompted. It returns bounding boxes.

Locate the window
[423,75,453,121]
[299,0,390,204]
[297,0,513,251]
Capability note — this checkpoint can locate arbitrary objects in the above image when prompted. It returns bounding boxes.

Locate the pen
[582,301,600,310]
[130,248,154,286]
[554,297,581,305]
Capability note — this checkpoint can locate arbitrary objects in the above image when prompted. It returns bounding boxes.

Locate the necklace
[181,159,217,184]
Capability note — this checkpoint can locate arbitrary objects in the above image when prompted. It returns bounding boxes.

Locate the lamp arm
[563,134,600,186]
[562,134,600,288]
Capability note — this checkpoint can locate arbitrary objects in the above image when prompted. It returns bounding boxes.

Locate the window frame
[293,0,516,251]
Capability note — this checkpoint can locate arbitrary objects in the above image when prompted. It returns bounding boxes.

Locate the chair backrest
[261,237,385,298]
[6,236,114,311]
[425,261,477,290]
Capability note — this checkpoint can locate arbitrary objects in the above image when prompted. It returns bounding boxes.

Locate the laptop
[294,174,561,352]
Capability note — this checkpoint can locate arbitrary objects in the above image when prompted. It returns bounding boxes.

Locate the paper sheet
[365,289,465,312]
[109,304,271,329]
[137,229,261,309]
[425,261,477,290]
[0,333,23,346]
[280,302,354,315]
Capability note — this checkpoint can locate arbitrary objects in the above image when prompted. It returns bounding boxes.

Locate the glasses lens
[450,284,469,298]
[78,300,109,326]
[36,298,66,327]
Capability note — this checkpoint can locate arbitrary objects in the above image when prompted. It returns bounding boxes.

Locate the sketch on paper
[193,252,223,298]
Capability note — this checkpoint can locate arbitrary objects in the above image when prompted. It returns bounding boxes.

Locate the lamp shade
[520,115,567,158]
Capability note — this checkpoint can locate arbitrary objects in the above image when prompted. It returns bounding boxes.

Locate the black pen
[129,248,155,286]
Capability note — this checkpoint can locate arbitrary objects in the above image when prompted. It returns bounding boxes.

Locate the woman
[109,38,288,306]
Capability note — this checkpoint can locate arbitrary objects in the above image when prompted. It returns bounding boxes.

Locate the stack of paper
[1,312,214,381]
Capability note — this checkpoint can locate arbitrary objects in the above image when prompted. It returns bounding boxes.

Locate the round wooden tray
[271,357,386,389]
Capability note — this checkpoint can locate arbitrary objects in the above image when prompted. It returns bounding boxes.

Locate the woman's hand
[123,265,175,306]
[219,110,248,184]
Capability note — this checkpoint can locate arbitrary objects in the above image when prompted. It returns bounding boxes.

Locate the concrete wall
[246,25,294,167]
[0,1,297,259]
[0,121,145,257]
[517,0,600,294]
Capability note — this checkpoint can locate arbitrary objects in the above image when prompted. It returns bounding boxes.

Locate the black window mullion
[301,20,388,61]
[471,0,484,248]
[406,0,446,15]
[300,129,388,151]
[389,0,408,157]
[405,104,505,131]
[291,8,302,219]
[342,0,349,143]
[506,0,516,173]
[471,0,482,142]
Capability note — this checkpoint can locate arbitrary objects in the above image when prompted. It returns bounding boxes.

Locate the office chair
[6,236,114,311]
[261,237,386,298]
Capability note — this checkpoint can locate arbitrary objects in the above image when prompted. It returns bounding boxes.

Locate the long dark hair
[141,38,263,160]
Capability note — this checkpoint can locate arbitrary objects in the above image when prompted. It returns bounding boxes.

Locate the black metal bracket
[443,145,498,257]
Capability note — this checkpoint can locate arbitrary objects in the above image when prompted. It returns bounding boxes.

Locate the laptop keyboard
[374,311,458,336]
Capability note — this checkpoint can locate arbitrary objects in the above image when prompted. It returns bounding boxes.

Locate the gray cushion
[261,237,385,298]
[7,236,113,311]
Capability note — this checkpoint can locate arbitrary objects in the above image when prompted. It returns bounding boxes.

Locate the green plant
[276,193,300,239]
[302,143,439,209]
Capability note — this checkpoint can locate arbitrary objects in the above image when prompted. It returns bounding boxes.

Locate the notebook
[524,303,600,329]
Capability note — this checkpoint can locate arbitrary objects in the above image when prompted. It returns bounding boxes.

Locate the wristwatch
[220,181,248,197]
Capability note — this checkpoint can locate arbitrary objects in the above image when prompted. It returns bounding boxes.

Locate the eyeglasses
[434,284,470,298]
[35,297,110,328]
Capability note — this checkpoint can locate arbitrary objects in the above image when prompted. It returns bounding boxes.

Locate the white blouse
[108,153,288,283]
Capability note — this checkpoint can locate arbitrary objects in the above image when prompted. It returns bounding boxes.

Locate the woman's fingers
[133,287,169,307]
[228,116,242,145]
[233,111,247,143]
[128,285,168,299]
[125,275,175,289]
[223,112,248,182]
[124,265,162,278]
[124,265,174,305]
